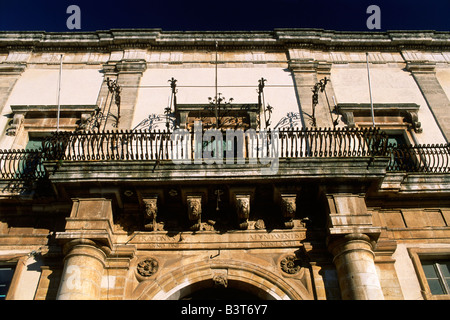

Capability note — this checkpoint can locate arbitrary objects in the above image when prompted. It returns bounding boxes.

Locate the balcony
[0,128,449,189]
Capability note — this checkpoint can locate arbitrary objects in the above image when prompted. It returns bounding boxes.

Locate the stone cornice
[1,29,450,52]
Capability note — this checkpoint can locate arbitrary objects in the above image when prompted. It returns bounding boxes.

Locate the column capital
[406,61,436,74]
[115,59,147,74]
[288,59,318,73]
[0,63,27,75]
[62,238,111,258]
[327,233,376,259]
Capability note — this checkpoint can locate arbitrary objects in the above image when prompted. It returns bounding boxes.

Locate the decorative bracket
[235,194,251,230]
[6,112,25,136]
[280,194,297,229]
[186,195,202,231]
[405,110,422,133]
[143,196,158,231]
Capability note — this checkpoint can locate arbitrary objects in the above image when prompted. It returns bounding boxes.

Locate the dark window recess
[0,266,15,300]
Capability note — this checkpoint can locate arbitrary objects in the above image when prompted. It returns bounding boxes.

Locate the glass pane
[25,138,44,151]
[0,284,8,296]
[438,261,450,277]
[387,135,407,148]
[0,267,15,283]
[422,263,438,278]
[427,279,445,295]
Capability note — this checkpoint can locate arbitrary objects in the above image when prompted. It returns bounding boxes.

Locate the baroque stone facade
[0,29,449,300]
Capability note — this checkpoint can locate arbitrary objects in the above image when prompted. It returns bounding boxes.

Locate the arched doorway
[133,259,310,300]
[181,282,262,300]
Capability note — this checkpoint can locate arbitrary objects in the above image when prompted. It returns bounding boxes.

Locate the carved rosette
[187,196,202,231]
[235,195,250,230]
[280,255,301,275]
[136,257,159,280]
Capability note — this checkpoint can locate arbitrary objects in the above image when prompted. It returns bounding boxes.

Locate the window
[176,104,260,131]
[25,136,45,151]
[408,248,450,300]
[422,260,450,295]
[0,266,15,300]
[385,131,416,171]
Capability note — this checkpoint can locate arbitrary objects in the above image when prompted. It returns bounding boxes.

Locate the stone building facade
[0,29,449,300]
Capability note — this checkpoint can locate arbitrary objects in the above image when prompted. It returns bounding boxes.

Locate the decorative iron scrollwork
[78,77,121,131]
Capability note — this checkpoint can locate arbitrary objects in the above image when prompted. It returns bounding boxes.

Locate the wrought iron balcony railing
[0,149,46,182]
[41,127,387,162]
[387,143,450,173]
[1,128,449,184]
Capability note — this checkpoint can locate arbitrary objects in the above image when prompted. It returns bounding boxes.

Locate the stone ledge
[43,157,389,184]
[378,172,450,195]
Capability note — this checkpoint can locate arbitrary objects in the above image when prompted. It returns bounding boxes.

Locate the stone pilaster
[288,59,335,128]
[406,61,450,142]
[115,59,147,130]
[0,60,27,144]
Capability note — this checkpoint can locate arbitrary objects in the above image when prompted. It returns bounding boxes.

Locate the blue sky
[0,0,449,32]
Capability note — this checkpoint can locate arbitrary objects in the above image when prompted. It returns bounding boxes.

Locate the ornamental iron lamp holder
[79,77,121,131]
[311,77,328,127]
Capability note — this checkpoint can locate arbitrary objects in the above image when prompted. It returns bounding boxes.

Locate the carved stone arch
[131,259,312,300]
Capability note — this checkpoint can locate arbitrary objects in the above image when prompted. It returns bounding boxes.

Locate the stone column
[328,233,384,300]
[56,198,114,300]
[57,239,108,300]
[325,193,384,300]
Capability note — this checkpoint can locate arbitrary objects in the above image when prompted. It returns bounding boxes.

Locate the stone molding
[336,102,422,132]
[3,30,450,53]
[133,258,313,300]
[56,198,114,249]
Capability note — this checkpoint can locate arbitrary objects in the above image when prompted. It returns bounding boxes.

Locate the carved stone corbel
[235,195,250,230]
[143,196,158,231]
[6,112,25,136]
[341,111,355,128]
[405,110,422,133]
[281,194,296,229]
[79,112,93,129]
[212,274,228,288]
[187,196,202,231]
